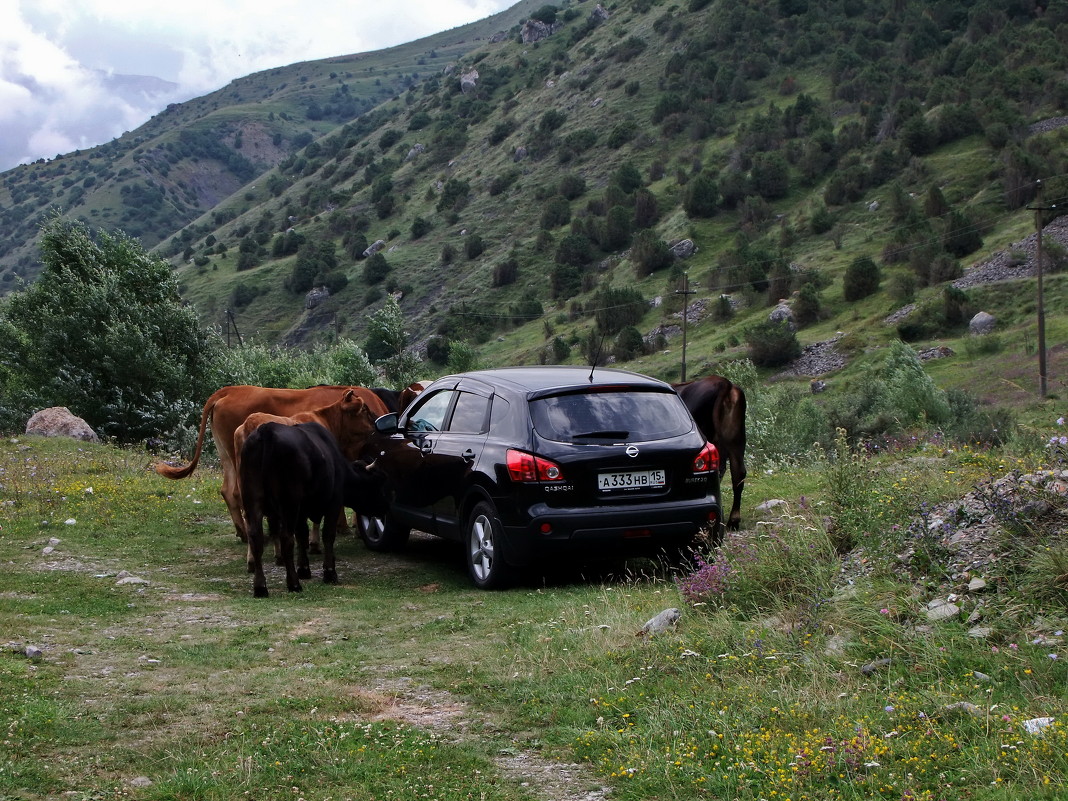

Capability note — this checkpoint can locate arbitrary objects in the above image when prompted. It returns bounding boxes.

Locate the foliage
[364,295,422,387]
[743,319,801,367]
[592,286,646,335]
[842,255,881,301]
[0,216,219,442]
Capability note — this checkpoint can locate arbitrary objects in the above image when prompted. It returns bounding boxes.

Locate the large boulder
[768,301,797,332]
[460,69,479,94]
[670,239,697,259]
[363,239,386,258]
[521,19,556,43]
[970,311,996,336]
[26,407,99,442]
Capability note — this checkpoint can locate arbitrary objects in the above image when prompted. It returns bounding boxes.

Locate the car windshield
[529,389,693,443]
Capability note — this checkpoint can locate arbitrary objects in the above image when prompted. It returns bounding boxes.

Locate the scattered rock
[304,286,330,309]
[1023,717,1055,735]
[115,576,149,586]
[129,777,154,788]
[917,345,955,361]
[24,645,43,661]
[927,599,961,623]
[811,379,827,393]
[860,657,892,675]
[972,671,992,682]
[967,626,993,639]
[942,701,984,718]
[26,407,98,442]
[968,577,988,593]
[637,608,681,637]
[363,239,386,258]
[756,499,788,512]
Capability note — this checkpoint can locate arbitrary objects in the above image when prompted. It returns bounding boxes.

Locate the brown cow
[154,385,389,542]
[673,375,747,531]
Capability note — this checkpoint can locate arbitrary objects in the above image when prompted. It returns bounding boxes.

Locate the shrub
[363,252,391,284]
[540,196,571,229]
[611,326,646,361]
[410,216,431,240]
[843,256,881,301]
[593,286,646,335]
[683,173,719,217]
[631,230,674,276]
[744,319,801,367]
[464,234,485,260]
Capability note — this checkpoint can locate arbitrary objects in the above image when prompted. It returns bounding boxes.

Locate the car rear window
[529,390,693,443]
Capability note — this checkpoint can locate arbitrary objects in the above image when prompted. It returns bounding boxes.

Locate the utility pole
[1028,181,1054,398]
[225,308,243,348]
[675,273,697,383]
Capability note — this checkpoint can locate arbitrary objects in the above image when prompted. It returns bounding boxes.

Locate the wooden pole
[1028,182,1053,398]
[675,273,697,382]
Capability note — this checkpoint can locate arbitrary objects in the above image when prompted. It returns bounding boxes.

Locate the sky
[0,0,516,172]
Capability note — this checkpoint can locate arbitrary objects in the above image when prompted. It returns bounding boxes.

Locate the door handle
[420,441,433,455]
[461,448,476,462]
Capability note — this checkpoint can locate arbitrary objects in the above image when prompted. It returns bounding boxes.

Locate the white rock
[1023,717,1055,735]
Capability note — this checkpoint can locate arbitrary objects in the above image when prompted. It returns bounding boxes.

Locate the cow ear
[343,389,356,402]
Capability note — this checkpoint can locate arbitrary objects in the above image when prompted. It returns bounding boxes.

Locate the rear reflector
[624,528,652,539]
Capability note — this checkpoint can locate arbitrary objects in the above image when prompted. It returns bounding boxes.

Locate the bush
[363,253,391,284]
[631,230,674,276]
[410,217,431,239]
[611,326,646,361]
[1,216,219,443]
[464,234,485,260]
[744,320,801,367]
[843,256,881,301]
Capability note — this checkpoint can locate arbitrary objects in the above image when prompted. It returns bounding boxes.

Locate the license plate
[598,469,665,491]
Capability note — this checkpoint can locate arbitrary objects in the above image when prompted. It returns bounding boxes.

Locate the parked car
[359,366,722,588]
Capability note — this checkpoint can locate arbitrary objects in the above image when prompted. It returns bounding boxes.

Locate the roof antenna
[588,332,607,382]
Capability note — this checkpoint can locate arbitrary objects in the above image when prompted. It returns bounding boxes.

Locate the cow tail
[153,388,226,479]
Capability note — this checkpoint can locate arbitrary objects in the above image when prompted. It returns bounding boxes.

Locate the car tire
[357,512,411,552]
[467,501,515,590]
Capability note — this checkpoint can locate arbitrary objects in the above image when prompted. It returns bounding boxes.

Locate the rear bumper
[499,495,721,565]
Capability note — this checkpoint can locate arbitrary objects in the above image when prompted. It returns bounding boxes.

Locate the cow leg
[321,507,339,585]
[296,518,312,581]
[247,512,269,597]
[216,438,247,542]
[723,443,746,531]
[278,516,302,593]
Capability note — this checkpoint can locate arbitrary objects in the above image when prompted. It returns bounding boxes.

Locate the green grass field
[3,423,1068,800]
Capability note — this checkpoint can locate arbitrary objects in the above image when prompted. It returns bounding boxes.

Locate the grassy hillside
[155,0,1068,421]
[0,0,547,288]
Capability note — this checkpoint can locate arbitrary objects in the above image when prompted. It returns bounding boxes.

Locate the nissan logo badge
[626,445,639,458]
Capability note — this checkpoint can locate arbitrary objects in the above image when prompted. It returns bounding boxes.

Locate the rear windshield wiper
[572,430,630,439]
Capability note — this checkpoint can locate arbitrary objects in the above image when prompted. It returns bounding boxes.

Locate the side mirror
[374,412,400,435]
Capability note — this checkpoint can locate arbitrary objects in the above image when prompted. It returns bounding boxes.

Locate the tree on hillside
[0,215,219,441]
[363,295,422,387]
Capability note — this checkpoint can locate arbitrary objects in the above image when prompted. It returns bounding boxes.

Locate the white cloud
[1,0,515,170]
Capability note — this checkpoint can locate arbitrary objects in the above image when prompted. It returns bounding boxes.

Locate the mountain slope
[166,0,1068,382]
[0,0,547,289]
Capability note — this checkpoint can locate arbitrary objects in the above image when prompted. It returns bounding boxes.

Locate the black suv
[360,366,722,588]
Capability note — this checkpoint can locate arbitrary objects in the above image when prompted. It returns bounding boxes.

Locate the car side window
[408,390,454,432]
[447,392,490,433]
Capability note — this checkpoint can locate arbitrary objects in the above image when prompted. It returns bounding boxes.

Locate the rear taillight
[506,449,565,483]
[693,442,719,474]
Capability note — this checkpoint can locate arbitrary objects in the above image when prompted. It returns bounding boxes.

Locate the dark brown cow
[673,375,747,531]
[239,421,388,597]
[154,385,389,541]
[370,382,425,413]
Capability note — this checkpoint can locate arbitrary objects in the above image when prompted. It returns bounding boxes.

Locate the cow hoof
[287,583,303,593]
[323,569,338,584]
[254,586,269,598]
[297,566,312,580]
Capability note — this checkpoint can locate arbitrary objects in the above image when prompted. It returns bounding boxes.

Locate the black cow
[239,421,388,597]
